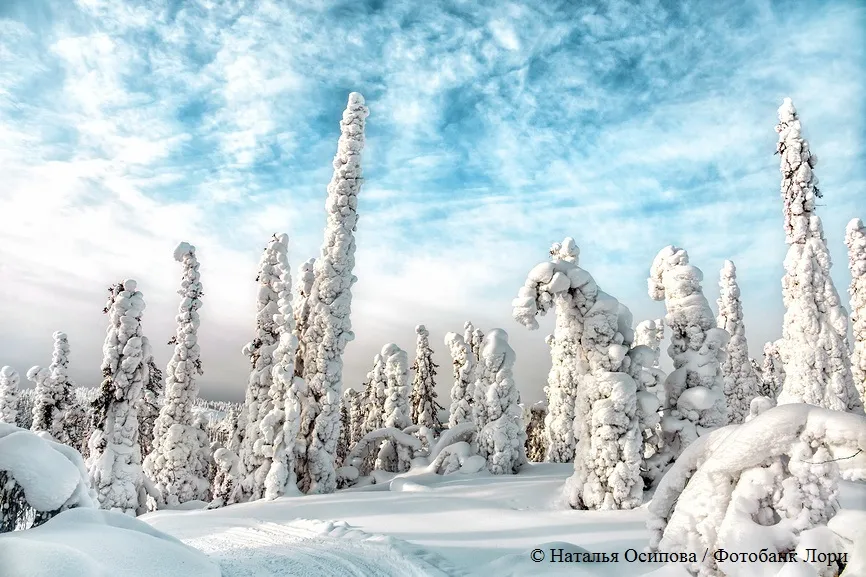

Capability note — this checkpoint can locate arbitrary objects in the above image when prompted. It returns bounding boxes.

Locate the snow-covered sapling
[410,325,442,431]
[376,344,412,473]
[846,218,866,406]
[445,332,475,429]
[0,367,20,425]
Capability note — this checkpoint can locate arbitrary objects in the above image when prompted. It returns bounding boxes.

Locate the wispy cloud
[0,0,863,401]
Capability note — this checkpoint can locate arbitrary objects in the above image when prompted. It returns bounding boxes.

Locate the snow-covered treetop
[0,367,17,384]
[776,97,820,245]
[549,237,578,263]
[416,325,428,337]
[480,329,516,372]
[848,218,866,279]
[648,246,691,302]
[173,241,195,262]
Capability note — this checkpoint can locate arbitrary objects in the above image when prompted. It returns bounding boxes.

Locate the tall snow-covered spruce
[846,218,866,405]
[299,92,369,494]
[410,325,441,431]
[237,235,288,502]
[376,343,412,473]
[88,280,150,515]
[716,260,761,424]
[30,332,77,445]
[774,98,862,413]
[144,242,210,508]
[513,238,643,509]
[445,332,475,428]
[0,367,19,425]
[647,246,728,473]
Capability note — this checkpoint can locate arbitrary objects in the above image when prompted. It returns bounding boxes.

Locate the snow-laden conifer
[0,367,19,425]
[462,322,478,361]
[29,332,76,445]
[137,357,163,459]
[299,93,368,495]
[445,332,475,428]
[846,217,866,405]
[237,235,287,501]
[338,389,356,465]
[358,354,387,474]
[375,344,412,473]
[144,242,210,507]
[760,341,785,399]
[524,401,547,462]
[87,280,149,515]
[634,319,664,365]
[716,260,762,424]
[348,386,364,447]
[647,246,728,473]
[410,325,441,430]
[475,329,526,474]
[775,98,862,413]
[513,238,643,509]
[293,257,316,380]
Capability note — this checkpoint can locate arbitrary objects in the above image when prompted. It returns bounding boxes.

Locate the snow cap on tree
[445,332,475,428]
[846,218,866,405]
[0,367,20,425]
[300,93,369,495]
[410,324,441,430]
[716,260,761,424]
[776,97,820,246]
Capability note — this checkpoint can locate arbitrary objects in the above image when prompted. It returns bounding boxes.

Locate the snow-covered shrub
[717,260,762,424]
[0,367,19,425]
[513,238,642,508]
[376,344,412,473]
[647,246,728,476]
[87,280,150,515]
[299,93,369,495]
[761,341,785,399]
[775,98,862,414]
[648,404,866,577]
[236,235,287,502]
[846,218,866,405]
[0,422,97,532]
[524,401,547,462]
[410,325,442,431]
[474,329,526,475]
[144,242,210,508]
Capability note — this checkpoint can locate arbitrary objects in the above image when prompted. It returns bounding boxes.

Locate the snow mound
[0,508,219,577]
[183,517,464,576]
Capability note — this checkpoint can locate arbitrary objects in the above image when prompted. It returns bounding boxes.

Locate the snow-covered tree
[475,329,526,474]
[338,388,356,466]
[144,242,210,508]
[87,280,150,515]
[410,325,441,431]
[716,260,762,425]
[137,357,163,459]
[29,332,76,445]
[236,235,288,502]
[293,257,316,380]
[647,246,728,476]
[634,319,665,363]
[299,93,368,495]
[0,368,19,425]
[463,322,480,362]
[524,401,547,462]
[760,340,785,399]
[15,389,34,430]
[846,217,866,405]
[513,238,643,509]
[775,98,862,414]
[348,386,365,447]
[445,332,475,428]
[376,344,411,473]
[361,353,387,436]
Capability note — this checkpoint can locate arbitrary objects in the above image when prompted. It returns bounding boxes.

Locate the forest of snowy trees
[0,94,864,577]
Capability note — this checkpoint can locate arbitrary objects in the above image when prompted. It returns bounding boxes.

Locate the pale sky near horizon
[0,0,863,404]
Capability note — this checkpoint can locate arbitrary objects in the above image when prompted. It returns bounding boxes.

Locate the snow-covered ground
[138,464,866,576]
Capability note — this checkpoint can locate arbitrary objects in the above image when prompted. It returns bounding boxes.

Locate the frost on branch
[776,98,861,414]
[475,329,526,475]
[87,280,150,515]
[648,404,866,577]
[0,367,19,425]
[646,246,728,477]
[300,92,368,495]
[144,242,210,509]
[846,218,866,406]
[376,344,412,473]
[410,325,442,431]
[716,260,761,425]
[445,332,476,429]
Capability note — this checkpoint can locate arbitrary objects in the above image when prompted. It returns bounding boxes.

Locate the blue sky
[0,0,863,402]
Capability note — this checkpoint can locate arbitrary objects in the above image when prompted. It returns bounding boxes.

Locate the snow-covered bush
[299,93,368,495]
[410,325,442,431]
[524,401,547,462]
[445,332,475,428]
[761,341,785,399]
[144,242,210,508]
[775,98,862,414]
[236,235,287,502]
[648,404,866,577]
[0,367,19,425]
[0,422,97,532]
[846,217,866,405]
[513,238,642,508]
[646,246,728,477]
[376,344,412,473]
[475,329,526,475]
[717,260,762,424]
[87,280,150,515]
